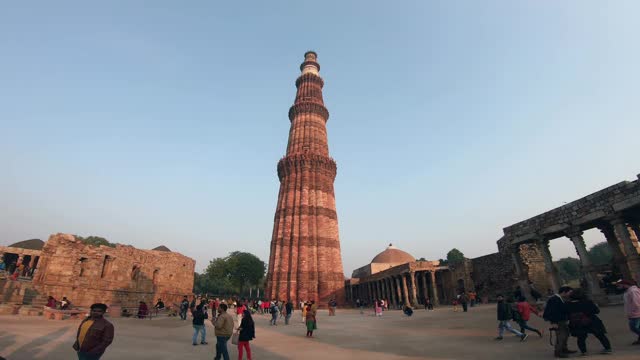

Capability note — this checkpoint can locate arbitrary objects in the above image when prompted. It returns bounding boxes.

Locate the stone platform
[0,306,638,359]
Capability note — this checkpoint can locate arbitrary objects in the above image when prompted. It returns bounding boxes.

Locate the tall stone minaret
[265,51,345,305]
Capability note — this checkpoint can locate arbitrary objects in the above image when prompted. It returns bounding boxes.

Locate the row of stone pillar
[512,215,640,304]
[348,271,440,308]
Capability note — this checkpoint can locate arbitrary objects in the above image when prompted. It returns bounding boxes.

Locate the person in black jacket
[495,294,527,341]
[567,289,612,355]
[543,286,576,358]
[191,304,208,346]
[237,309,255,360]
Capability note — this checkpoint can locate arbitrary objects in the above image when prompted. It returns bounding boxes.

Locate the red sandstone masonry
[266,52,345,305]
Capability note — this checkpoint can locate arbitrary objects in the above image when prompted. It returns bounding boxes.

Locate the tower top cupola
[300,50,320,75]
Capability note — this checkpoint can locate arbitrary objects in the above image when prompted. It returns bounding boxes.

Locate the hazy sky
[1,1,638,275]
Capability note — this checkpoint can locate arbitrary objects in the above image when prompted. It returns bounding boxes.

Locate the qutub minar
[265,51,345,305]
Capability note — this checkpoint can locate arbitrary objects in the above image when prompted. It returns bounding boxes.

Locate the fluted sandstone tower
[266,51,345,305]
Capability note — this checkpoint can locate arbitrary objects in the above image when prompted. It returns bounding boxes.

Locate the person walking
[616,279,640,345]
[237,309,255,360]
[515,296,542,337]
[460,292,469,312]
[566,289,612,355]
[72,303,114,360]
[328,298,337,316]
[356,298,363,314]
[191,304,208,346]
[179,296,189,320]
[269,301,279,326]
[285,300,293,325]
[214,303,234,360]
[236,301,246,327]
[543,286,576,358]
[305,302,317,337]
[494,294,528,342]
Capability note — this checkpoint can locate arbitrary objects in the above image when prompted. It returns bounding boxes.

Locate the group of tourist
[493,279,640,358]
[0,258,34,280]
[452,291,479,312]
[183,297,255,360]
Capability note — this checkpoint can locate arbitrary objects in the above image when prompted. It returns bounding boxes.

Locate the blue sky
[1,1,638,274]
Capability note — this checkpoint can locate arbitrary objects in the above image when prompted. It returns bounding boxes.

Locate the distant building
[1,233,194,309]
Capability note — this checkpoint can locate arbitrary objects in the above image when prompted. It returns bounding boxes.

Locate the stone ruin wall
[445,259,476,299]
[33,234,195,308]
[504,179,640,237]
[471,252,516,300]
[470,237,546,301]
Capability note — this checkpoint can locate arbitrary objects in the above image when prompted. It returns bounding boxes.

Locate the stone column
[599,224,632,280]
[567,229,606,304]
[395,276,403,306]
[383,278,390,303]
[430,271,440,306]
[401,274,410,306]
[421,272,429,303]
[511,244,533,302]
[536,239,561,293]
[387,277,398,307]
[610,217,640,283]
[381,280,387,302]
[409,271,419,306]
[367,282,373,303]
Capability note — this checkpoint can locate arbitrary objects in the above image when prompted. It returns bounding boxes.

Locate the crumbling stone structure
[28,233,195,308]
[504,174,640,304]
[266,52,346,305]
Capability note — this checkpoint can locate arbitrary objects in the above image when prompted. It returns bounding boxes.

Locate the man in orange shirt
[73,303,114,360]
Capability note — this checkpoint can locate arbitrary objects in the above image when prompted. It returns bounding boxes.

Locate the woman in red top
[515,296,542,337]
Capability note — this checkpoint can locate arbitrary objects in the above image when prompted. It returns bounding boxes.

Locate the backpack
[569,311,592,327]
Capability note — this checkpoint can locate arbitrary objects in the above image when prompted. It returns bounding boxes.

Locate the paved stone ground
[0,305,638,359]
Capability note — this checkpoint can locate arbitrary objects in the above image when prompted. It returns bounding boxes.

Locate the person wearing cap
[72,303,115,360]
[616,279,640,345]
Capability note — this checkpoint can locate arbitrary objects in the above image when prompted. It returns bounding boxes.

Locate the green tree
[74,235,115,248]
[588,242,612,266]
[446,248,465,264]
[225,251,266,295]
[555,257,581,283]
[195,252,266,296]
